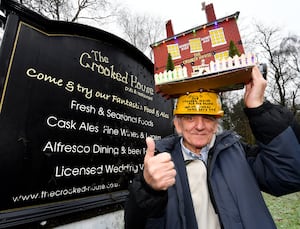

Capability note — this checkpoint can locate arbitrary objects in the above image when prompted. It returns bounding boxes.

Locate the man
[124,66,300,229]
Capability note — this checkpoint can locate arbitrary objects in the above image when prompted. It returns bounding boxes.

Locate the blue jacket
[125,102,300,229]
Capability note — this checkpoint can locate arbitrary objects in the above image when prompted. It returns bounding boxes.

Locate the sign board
[0,2,173,227]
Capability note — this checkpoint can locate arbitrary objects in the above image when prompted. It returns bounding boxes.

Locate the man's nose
[194,116,205,129]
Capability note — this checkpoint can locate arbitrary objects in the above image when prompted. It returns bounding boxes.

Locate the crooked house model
[150,3,245,79]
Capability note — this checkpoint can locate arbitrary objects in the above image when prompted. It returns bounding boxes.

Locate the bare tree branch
[252,23,300,113]
[14,0,117,26]
[117,8,164,59]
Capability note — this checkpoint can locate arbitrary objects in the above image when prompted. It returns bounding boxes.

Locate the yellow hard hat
[173,92,224,117]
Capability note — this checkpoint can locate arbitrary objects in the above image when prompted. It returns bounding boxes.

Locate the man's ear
[173,117,182,134]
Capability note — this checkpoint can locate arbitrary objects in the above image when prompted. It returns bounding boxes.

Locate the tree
[13,0,118,26]
[1,1,164,59]
[219,94,233,130]
[116,8,164,60]
[228,40,240,57]
[279,35,300,115]
[251,24,300,114]
[230,99,254,143]
[166,53,174,71]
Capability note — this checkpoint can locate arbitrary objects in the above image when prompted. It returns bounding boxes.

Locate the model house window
[167,44,181,60]
[189,38,203,53]
[214,50,229,61]
[209,28,226,47]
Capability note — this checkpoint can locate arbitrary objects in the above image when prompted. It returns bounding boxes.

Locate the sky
[1,0,298,46]
[120,0,299,40]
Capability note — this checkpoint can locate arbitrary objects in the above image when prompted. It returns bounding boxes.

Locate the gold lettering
[65,81,74,92]
[79,51,129,85]
[26,68,63,87]
[79,52,92,69]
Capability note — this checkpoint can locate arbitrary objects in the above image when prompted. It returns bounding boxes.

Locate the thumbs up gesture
[143,137,176,191]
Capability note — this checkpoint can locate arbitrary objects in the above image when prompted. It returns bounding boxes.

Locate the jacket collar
[207,130,241,176]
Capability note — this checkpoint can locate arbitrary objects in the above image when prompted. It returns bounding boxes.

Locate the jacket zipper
[207,150,224,229]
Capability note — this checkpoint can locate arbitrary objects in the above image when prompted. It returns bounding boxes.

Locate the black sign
[0,3,173,227]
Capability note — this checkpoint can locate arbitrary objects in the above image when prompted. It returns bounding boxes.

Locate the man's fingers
[244,66,267,108]
[147,164,177,191]
[147,153,174,173]
[155,152,172,162]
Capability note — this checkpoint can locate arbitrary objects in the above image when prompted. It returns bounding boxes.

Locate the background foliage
[264,192,300,228]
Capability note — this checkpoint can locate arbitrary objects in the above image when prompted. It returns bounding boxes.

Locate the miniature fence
[154,53,257,85]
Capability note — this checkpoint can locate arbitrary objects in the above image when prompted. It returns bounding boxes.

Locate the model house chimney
[166,20,174,38]
[203,3,216,23]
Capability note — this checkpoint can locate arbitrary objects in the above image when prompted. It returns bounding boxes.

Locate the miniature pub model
[151,3,260,97]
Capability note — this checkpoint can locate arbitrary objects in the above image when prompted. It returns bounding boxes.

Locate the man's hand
[244,66,267,108]
[143,137,176,191]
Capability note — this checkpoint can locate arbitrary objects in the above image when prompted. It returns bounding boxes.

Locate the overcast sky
[1,0,298,47]
[121,0,298,38]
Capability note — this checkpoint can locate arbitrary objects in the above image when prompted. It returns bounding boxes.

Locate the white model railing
[154,53,257,85]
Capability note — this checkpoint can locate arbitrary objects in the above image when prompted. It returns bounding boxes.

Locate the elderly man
[124,66,300,229]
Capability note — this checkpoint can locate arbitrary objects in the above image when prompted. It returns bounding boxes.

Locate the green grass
[263,192,300,228]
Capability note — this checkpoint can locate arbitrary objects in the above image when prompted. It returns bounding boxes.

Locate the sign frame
[0,1,173,227]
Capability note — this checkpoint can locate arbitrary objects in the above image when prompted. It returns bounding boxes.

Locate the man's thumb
[145,137,156,159]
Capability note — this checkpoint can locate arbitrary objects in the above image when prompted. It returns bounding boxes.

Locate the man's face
[174,114,218,154]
